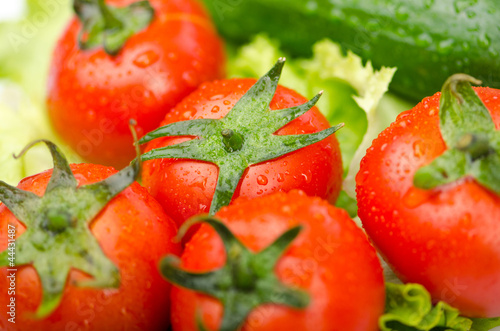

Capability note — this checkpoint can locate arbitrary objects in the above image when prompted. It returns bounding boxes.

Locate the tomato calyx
[140,58,344,215]
[414,74,500,195]
[221,129,244,152]
[160,216,309,331]
[73,0,154,56]
[0,140,141,318]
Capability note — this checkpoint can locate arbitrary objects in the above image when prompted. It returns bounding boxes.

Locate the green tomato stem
[97,0,123,31]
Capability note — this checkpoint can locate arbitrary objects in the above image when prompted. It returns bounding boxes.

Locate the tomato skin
[170,190,385,331]
[0,164,181,331]
[142,79,343,227]
[356,87,500,318]
[47,0,226,168]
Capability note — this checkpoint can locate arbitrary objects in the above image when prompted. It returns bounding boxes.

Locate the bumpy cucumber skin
[202,0,500,101]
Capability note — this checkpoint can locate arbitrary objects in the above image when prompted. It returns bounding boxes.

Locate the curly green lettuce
[381,282,500,331]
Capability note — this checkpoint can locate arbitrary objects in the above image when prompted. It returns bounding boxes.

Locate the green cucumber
[202,0,500,101]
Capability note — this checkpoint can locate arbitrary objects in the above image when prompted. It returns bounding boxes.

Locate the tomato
[47,0,225,169]
[356,85,500,318]
[0,161,181,330]
[167,190,385,331]
[142,77,343,227]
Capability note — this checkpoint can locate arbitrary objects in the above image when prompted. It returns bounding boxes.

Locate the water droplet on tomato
[209,94,225,101]
[167,52,178,60]
[412,141,425,158]
[301,170,312,184]
[257,175,268,185]
[357,170,370,183]
[277,173,285,182]
[460,213,472,227]
[182,71,197,86]
[133,50,160,68]
[211,105,220,113]
[86,110,96,121]
[223,100,231,106]
[183,109,195,118]
[99,96,108,106]
[402,187,433,208]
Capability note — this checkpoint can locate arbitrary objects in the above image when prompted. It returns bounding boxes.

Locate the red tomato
[142,79,343,227]
[0,163,181,330]
[170,190,385,331]
[356,87,500,317]
[47,0,225,168]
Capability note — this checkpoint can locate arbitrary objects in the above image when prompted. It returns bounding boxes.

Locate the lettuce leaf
[381,283,500,331]
[0,1,82,185]
[228,35,411,213]
[0,81,82,185]
[0,0,71,103]
[471,318,500,331]
[381,282,472,331]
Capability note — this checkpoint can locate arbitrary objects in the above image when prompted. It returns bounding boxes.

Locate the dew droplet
[437,39,454,55]
[478,33,491,49]
[257,175,268,185]
[302,170,312,184]
[306,0,318,12]
[209,94,225,101]
[211,105,220,113]
[395,6,409,21]
[402,187,432,208]
[277,173,285,182]
[182,71,197,85]
[466,10,476,18]
[415,33,432,47]
[133,50,160,68]
[412,141,425,158]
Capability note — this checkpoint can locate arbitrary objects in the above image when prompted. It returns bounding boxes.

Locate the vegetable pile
[0,0,499,330]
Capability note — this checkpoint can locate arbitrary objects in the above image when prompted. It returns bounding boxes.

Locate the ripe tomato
[168,190,385,331]
[47,0,225,168]
[356,86,500,318]
[142,78,343,227]
[0,163,180,330]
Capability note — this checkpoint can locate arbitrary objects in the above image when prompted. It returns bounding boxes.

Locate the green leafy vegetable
[381,283,500,331]
[0,0,71,103]
[471,318,500,331]
[381,282,472,331]
[0,1,81,185]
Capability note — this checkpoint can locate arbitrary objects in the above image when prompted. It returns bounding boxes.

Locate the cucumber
[201,0,500,101]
